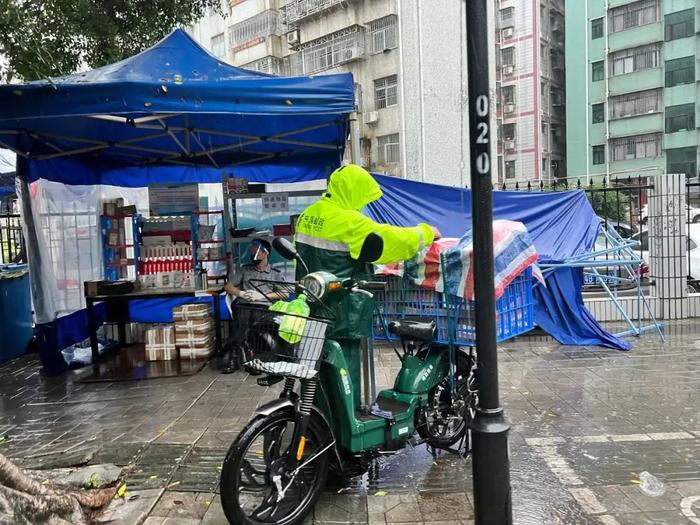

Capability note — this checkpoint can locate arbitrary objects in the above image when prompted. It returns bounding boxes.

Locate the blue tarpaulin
[0,29,354,186]
[367,175,630,350]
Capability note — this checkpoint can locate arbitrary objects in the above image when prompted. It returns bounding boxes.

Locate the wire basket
[373,268,535,346]
[238,305,330,379]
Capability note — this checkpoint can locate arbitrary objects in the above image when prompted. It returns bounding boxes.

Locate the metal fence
[500,177,653,290]
[0,212,25,264]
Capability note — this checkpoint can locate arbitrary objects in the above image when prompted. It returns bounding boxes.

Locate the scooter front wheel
[220,409,329,525]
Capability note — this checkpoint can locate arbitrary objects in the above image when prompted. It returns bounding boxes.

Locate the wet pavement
[1,321,700,524]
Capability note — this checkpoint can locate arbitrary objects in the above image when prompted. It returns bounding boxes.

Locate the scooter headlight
[302,273,326,299]
[301,271,341,299]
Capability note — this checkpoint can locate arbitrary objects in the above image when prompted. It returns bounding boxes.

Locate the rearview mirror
[272,237,298,261]
[357,233,384,263]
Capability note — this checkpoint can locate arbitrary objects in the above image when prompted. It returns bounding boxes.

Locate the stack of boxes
[145,325,176,361]
[173,303,214,359]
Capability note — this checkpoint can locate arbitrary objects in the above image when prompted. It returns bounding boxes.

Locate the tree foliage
[0,0,223,82]
[586,185,630,223]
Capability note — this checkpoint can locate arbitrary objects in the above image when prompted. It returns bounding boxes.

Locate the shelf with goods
[100,200,140,281]
[192,209,229,281]
[221,176,325,273]
[131,210,229,289]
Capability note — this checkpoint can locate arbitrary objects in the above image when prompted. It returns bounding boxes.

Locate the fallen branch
[0,453,117,524]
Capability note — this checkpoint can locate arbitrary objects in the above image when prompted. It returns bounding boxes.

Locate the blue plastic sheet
[367,175,629,350]
[0,29,354,186]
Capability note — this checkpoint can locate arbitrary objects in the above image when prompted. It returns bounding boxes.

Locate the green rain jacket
[295,165,435,340]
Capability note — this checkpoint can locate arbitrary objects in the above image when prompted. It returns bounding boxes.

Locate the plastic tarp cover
[366,174,630,350]
[0,30,354,187]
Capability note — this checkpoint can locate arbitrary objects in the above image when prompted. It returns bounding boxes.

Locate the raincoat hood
[325,165,383,211]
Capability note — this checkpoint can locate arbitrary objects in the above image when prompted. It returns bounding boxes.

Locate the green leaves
[0,0,223,82]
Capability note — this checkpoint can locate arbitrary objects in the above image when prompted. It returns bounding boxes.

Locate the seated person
[221,238,287,373]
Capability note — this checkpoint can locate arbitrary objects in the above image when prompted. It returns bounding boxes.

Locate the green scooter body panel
[317,341,452,454]
[316,340,385,453]
[393,346,451,395]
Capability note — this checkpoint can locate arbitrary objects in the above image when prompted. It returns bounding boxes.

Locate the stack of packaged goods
[173,303,214,359]
[140,245,194,289]
[145,325,176,361]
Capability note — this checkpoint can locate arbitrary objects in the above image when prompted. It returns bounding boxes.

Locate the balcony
[288,25,365,75]
[608,22,663,53]
[240,56,289,76]
[281,0,358,28]
[609,112,663,138]
[228,10,284,53]
[609,68,663,95]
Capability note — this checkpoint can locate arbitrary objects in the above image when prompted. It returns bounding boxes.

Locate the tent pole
[466,0,513,523]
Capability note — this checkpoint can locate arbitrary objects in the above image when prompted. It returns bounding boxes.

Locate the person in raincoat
[294,164,440,407]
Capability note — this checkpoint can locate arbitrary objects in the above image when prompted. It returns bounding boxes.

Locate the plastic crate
[373,267,535,346]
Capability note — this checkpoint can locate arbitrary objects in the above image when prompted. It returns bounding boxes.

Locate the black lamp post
[465,0,513,523]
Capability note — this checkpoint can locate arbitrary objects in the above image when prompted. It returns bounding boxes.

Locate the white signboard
[148,184,199,215]
[262,193,289,213]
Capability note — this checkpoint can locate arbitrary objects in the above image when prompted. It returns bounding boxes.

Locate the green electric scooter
[220,235,477,525]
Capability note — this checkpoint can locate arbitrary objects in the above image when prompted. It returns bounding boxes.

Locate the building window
[211,33,225,58]
[665,103,695,133]
[611,133,662,161]
[591,18,604,39]
[541,121,548,135]
[665,9,694,41]
[377,133,400,164]
[592,145,606,165]
[502,85,515,106]
[609,0,660,33]
[592,103,605,124]
[500,7,515,29]
[665,56,695,87]
[505,161,516,179]
[610,89,662,119]
[503,123,516,142]
[501,47,515,67]
[374,75,398,110]
[369,15,397,54]
[667,147,697,176]
[592,61,604,82]
[609,43,660,76]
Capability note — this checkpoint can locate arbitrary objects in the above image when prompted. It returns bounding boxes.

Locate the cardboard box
[145,325,175,346]
[179,341,215,359]
[173,303,211,321]
[84,280,108,297]
[145,343,177,361]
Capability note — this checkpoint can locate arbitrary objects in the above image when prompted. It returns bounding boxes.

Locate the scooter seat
[388,319,436,342]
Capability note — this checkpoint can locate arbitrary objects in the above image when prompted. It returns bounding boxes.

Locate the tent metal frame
[0,113,344,169]
[540,222,664,341]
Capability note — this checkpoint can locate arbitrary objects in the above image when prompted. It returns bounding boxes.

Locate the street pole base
[470,409,512,525]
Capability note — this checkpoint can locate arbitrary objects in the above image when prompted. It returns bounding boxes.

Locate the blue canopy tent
[367,174,631,350]
[0,29,355,365]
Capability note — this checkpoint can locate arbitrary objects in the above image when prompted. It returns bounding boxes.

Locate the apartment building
[188,0,403,176]
[495,0,567,186]
[566,0,699,182]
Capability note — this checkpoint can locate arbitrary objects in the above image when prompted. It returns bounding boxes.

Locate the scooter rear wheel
[418,350,474,449]
[220,409,329,525]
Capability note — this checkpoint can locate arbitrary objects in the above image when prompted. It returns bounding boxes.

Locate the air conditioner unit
[502,27,514,39]
[287,30,300,46]
[504,103,515,114]
[364,111,379,125]
[505,140,516,150]
[342,48,360,62]
[503,65,514,76]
